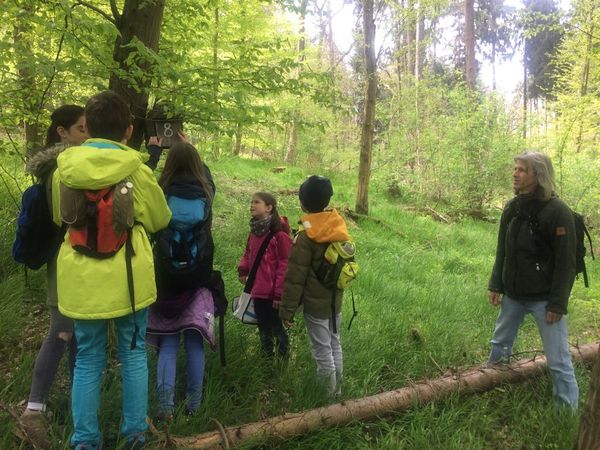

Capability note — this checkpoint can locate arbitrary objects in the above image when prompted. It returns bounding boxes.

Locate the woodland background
[0,0,599,448]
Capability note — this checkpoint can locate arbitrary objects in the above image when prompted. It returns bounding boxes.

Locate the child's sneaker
[74,444,99,450]
[18,409,51,449]
[154,413,173,424]
[123,435,145,450]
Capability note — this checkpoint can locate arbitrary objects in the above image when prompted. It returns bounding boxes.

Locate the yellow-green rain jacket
[52,139,171,319]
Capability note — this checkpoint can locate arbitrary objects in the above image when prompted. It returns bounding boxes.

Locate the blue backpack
[12,177,62,270]
[154,196,213,293]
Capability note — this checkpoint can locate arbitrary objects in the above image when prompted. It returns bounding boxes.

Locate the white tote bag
[232,292,258,325]
[232,232,275,325]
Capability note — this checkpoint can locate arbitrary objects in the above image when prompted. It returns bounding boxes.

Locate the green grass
[1,155,599,449]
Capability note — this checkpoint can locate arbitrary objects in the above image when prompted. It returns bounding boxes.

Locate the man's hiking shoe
[18,408,51,449]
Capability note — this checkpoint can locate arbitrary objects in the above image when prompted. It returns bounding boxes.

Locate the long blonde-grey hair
[514,151,556,200]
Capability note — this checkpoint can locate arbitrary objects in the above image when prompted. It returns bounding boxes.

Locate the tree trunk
[355,0,377,215]
[576,344,600,449]
[327,0,336,70]
[491,26,497,91]
[13,2,44,155]
[464,0,476,89]
[394,19,404,86]
[211,5,221,157]
[575,3,595,153]
[522,45,528,139]
[170,342,599,449]
[108,0,165,150]
[415,2,425,80]
[393,0,407,87]
[233,122,242,156]
[406,0,416,81]
[285,122,299,164]
[284,0,309,164]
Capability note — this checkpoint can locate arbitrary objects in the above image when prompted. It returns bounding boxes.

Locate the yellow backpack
[315,240,359,290]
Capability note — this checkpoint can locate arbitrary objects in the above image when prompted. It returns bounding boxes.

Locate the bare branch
[4,127,27,166]
[73,1,117,26]
[0,164,21,208]
[569,23,600,41]
[333,44,354,69]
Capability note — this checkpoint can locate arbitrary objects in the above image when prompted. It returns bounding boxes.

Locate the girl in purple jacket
[238,192,292,359]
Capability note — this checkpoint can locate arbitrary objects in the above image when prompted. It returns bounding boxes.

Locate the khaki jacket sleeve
[279,232,312,321]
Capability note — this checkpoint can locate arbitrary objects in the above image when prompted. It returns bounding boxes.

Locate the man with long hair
[487,151,579,409]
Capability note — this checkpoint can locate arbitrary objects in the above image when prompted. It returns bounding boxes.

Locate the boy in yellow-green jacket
[280,175,350,396]
[53,91,171,450]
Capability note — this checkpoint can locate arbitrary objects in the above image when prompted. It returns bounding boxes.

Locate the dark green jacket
[279,210,349,321]
[488,193,576,314]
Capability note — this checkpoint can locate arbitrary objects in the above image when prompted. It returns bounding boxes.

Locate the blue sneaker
[123,434,145,450]
[74,444,99,450]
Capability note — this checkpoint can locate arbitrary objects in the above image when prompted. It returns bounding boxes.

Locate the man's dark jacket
[488,192,576,315]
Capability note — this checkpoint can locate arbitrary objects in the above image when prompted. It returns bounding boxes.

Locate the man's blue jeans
[71,309,148,447]
[157,330,205,416]
[488,295,579,408]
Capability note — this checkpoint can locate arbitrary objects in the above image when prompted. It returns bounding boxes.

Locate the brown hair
[253,192,282,233]
[45,105,85,147]
[85,91,131,142]
[158,142,213,202]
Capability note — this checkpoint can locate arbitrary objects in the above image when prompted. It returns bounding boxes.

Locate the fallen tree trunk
[576,343,600,449]
[173,342,599,449]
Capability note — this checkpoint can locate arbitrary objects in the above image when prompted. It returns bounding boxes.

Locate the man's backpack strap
[580,219,594,288]
[125,233,138,350]
[584,224,595,260]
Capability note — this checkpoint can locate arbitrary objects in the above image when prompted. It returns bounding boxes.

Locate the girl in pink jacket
[238,192,292,359]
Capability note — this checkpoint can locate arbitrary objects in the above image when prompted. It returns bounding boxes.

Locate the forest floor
[1,156,599,449]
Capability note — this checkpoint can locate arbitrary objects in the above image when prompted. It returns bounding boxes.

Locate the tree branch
[35,13,69,123]
[73,1,116,26]
[333,44,354,69]
[0,161,22,208]
[109,0,121,25]
[66,29,115,71]
[4,126,27,165]
[569,23,600,41]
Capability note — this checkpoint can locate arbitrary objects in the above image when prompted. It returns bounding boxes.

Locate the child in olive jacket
[280,175,350,395]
